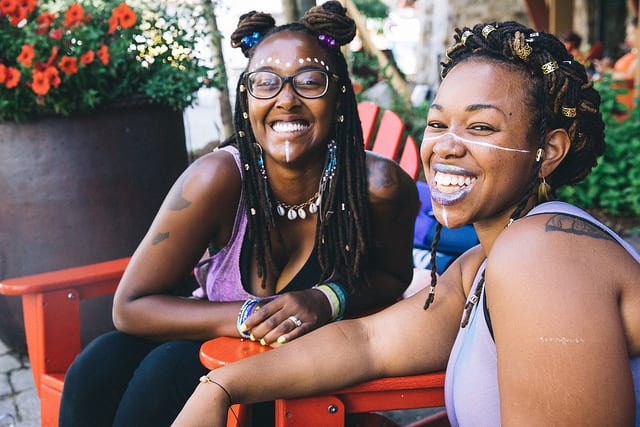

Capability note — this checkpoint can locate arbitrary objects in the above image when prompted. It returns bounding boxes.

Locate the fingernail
[249,333,256,341]
[239,323,248,333]
[260,338,267,346]
[277,336,287,344]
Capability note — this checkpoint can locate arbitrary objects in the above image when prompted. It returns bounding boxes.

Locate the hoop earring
[537,176,551,203]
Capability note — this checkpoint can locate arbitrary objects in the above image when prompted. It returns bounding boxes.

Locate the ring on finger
[288,315,302,328]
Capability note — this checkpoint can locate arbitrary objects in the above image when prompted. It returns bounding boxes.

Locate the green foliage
[557,77,640,216]
[352,0,388,19]
[0,0,220,122]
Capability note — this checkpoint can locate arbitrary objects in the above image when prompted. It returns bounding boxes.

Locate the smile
[271,120,309,133]
[431,171,477,205]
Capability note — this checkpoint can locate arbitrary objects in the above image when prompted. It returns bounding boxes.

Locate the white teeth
[434,171,476,187]
[272,121,308,133]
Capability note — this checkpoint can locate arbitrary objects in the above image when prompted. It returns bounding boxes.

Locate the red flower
[97,44,109,65]
[0,0,16,14]
[63,3,84,28]
[8,4,27,26]
[46,66,60,88]
[79,50,94,65]
[58,56,78,75]
[49,28,63,40]
[36,11,57,35]
[108,2,136,33]
[18,0,35,13]
[17,44,35,68]
[30,69,50,95]
[0,64,6,84]
[4,67,21,88]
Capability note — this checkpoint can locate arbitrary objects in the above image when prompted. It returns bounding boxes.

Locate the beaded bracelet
[325,281,348,319]
[236,299,260,338]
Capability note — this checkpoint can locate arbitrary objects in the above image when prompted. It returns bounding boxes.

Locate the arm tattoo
[545,214,613,242]
[167,169,193,211]
[152,232,170,245]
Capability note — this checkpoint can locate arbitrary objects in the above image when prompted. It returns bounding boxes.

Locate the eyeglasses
[245,70,338,100]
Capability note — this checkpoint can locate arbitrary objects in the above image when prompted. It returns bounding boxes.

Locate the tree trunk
[282,0,299,22]
[297,0,316,15]
[205,0,233,140]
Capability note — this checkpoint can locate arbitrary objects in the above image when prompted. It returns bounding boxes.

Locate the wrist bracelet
[313,284,341,320]
[199,374,233,405]
[325,281,348,319]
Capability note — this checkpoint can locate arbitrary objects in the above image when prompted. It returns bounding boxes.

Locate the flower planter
[0,103,188,353]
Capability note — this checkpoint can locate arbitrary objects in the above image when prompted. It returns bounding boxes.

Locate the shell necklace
[275,192,320,220]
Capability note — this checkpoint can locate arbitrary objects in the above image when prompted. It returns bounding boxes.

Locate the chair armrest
[0,257,130,297]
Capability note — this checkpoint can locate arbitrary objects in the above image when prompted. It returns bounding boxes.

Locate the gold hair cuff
[541,61,559,74]
[562,106,577,117]
[481,25,496,39]
[239,84,246,92]
[513,36,532,61]
[461,30,473,45]
[536,148,544,162]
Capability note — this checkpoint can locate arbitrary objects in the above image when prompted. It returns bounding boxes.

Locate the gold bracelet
[199,375,233,405]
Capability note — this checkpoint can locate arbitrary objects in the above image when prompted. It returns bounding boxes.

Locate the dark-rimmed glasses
[245,70,338,100]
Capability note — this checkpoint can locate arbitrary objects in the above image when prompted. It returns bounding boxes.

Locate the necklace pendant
[287,208,298,220]
[308,202,318,214]
[297,207,307,219]
[276,205,286,216]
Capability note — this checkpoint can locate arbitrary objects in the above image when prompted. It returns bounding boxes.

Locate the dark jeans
[58,331,207,427]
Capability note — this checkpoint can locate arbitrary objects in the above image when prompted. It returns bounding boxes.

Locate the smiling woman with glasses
[58,2,420,426]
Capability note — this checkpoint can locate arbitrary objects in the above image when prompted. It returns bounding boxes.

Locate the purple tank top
[444,201,640,426]
[191,145,256,302]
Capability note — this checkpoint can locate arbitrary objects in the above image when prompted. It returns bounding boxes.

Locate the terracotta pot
[0,102,188,353]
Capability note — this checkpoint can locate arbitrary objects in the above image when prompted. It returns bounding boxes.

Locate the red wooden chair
[0,258,130,427]
[0,102,427,426]
[357,101,422,180]
[200,337,448,427]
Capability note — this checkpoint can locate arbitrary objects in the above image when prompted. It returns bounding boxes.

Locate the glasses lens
[247,71,282,99]
[292,70,329,98]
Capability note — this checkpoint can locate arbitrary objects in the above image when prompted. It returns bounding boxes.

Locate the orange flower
[9,4,27,26]
[18,0,35,13]
[97,44,109,65]
[58,56,78,75]
[30,69,50,95]
[0,64,6,84]
[36,11,57,35]
[17,44,35,68]
[108,2,136,33]
[5,67,21,88]
[44,65,60,88]
[79,50,94,65]
[63,3,84,28]
[0,0,16,14]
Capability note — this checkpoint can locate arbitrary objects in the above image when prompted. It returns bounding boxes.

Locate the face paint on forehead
[250,56,332,72]
[424,132,532,153]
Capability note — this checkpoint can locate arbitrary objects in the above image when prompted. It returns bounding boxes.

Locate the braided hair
[424,22,606,318]
[224,1,370,293]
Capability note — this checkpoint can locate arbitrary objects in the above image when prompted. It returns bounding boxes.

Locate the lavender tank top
[444,201,640,426]
[191,145,257,302]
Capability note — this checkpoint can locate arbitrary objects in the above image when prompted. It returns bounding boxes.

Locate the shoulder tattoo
[544,214,613,242]
[167,170,193,211]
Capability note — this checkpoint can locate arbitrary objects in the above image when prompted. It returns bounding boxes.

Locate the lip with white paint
[430,164,477,206]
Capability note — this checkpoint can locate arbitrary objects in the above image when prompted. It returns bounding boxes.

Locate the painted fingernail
[249,333,256,341]
[239,323,248,333]
[277,336,287,344]
[260,338,267,346]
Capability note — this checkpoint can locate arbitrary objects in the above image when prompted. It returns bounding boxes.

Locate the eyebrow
[430,103,508,118]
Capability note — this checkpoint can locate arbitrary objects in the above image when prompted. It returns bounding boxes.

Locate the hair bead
[481,24,496,38]
[460,30,473,45]
[541,61,559,74]
[562,106,577,117]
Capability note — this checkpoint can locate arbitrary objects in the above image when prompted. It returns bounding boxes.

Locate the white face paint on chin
[424,132,532,153]
[440,207,449,228]
[284,140,291,163]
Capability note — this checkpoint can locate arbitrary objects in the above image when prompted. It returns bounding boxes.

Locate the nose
[275,81,301,109]
[425,132,467,159]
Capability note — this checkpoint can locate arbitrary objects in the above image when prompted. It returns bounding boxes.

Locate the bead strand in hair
[423,223,442,309]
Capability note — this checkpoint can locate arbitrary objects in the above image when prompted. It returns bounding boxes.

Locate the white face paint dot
[274,58,280,64]
[285,62,290,68]
[298,58,304,64]
[267,57,272,63]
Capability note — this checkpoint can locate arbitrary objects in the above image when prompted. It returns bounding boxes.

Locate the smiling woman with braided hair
[58,2,419,426]
[175,21,640,427]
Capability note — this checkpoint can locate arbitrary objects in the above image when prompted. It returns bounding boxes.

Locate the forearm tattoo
[152,232,170,245]
[545,214,613,242]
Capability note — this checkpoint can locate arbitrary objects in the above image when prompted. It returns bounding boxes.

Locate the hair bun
[230,11,276,57]
[300,0,357,46]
